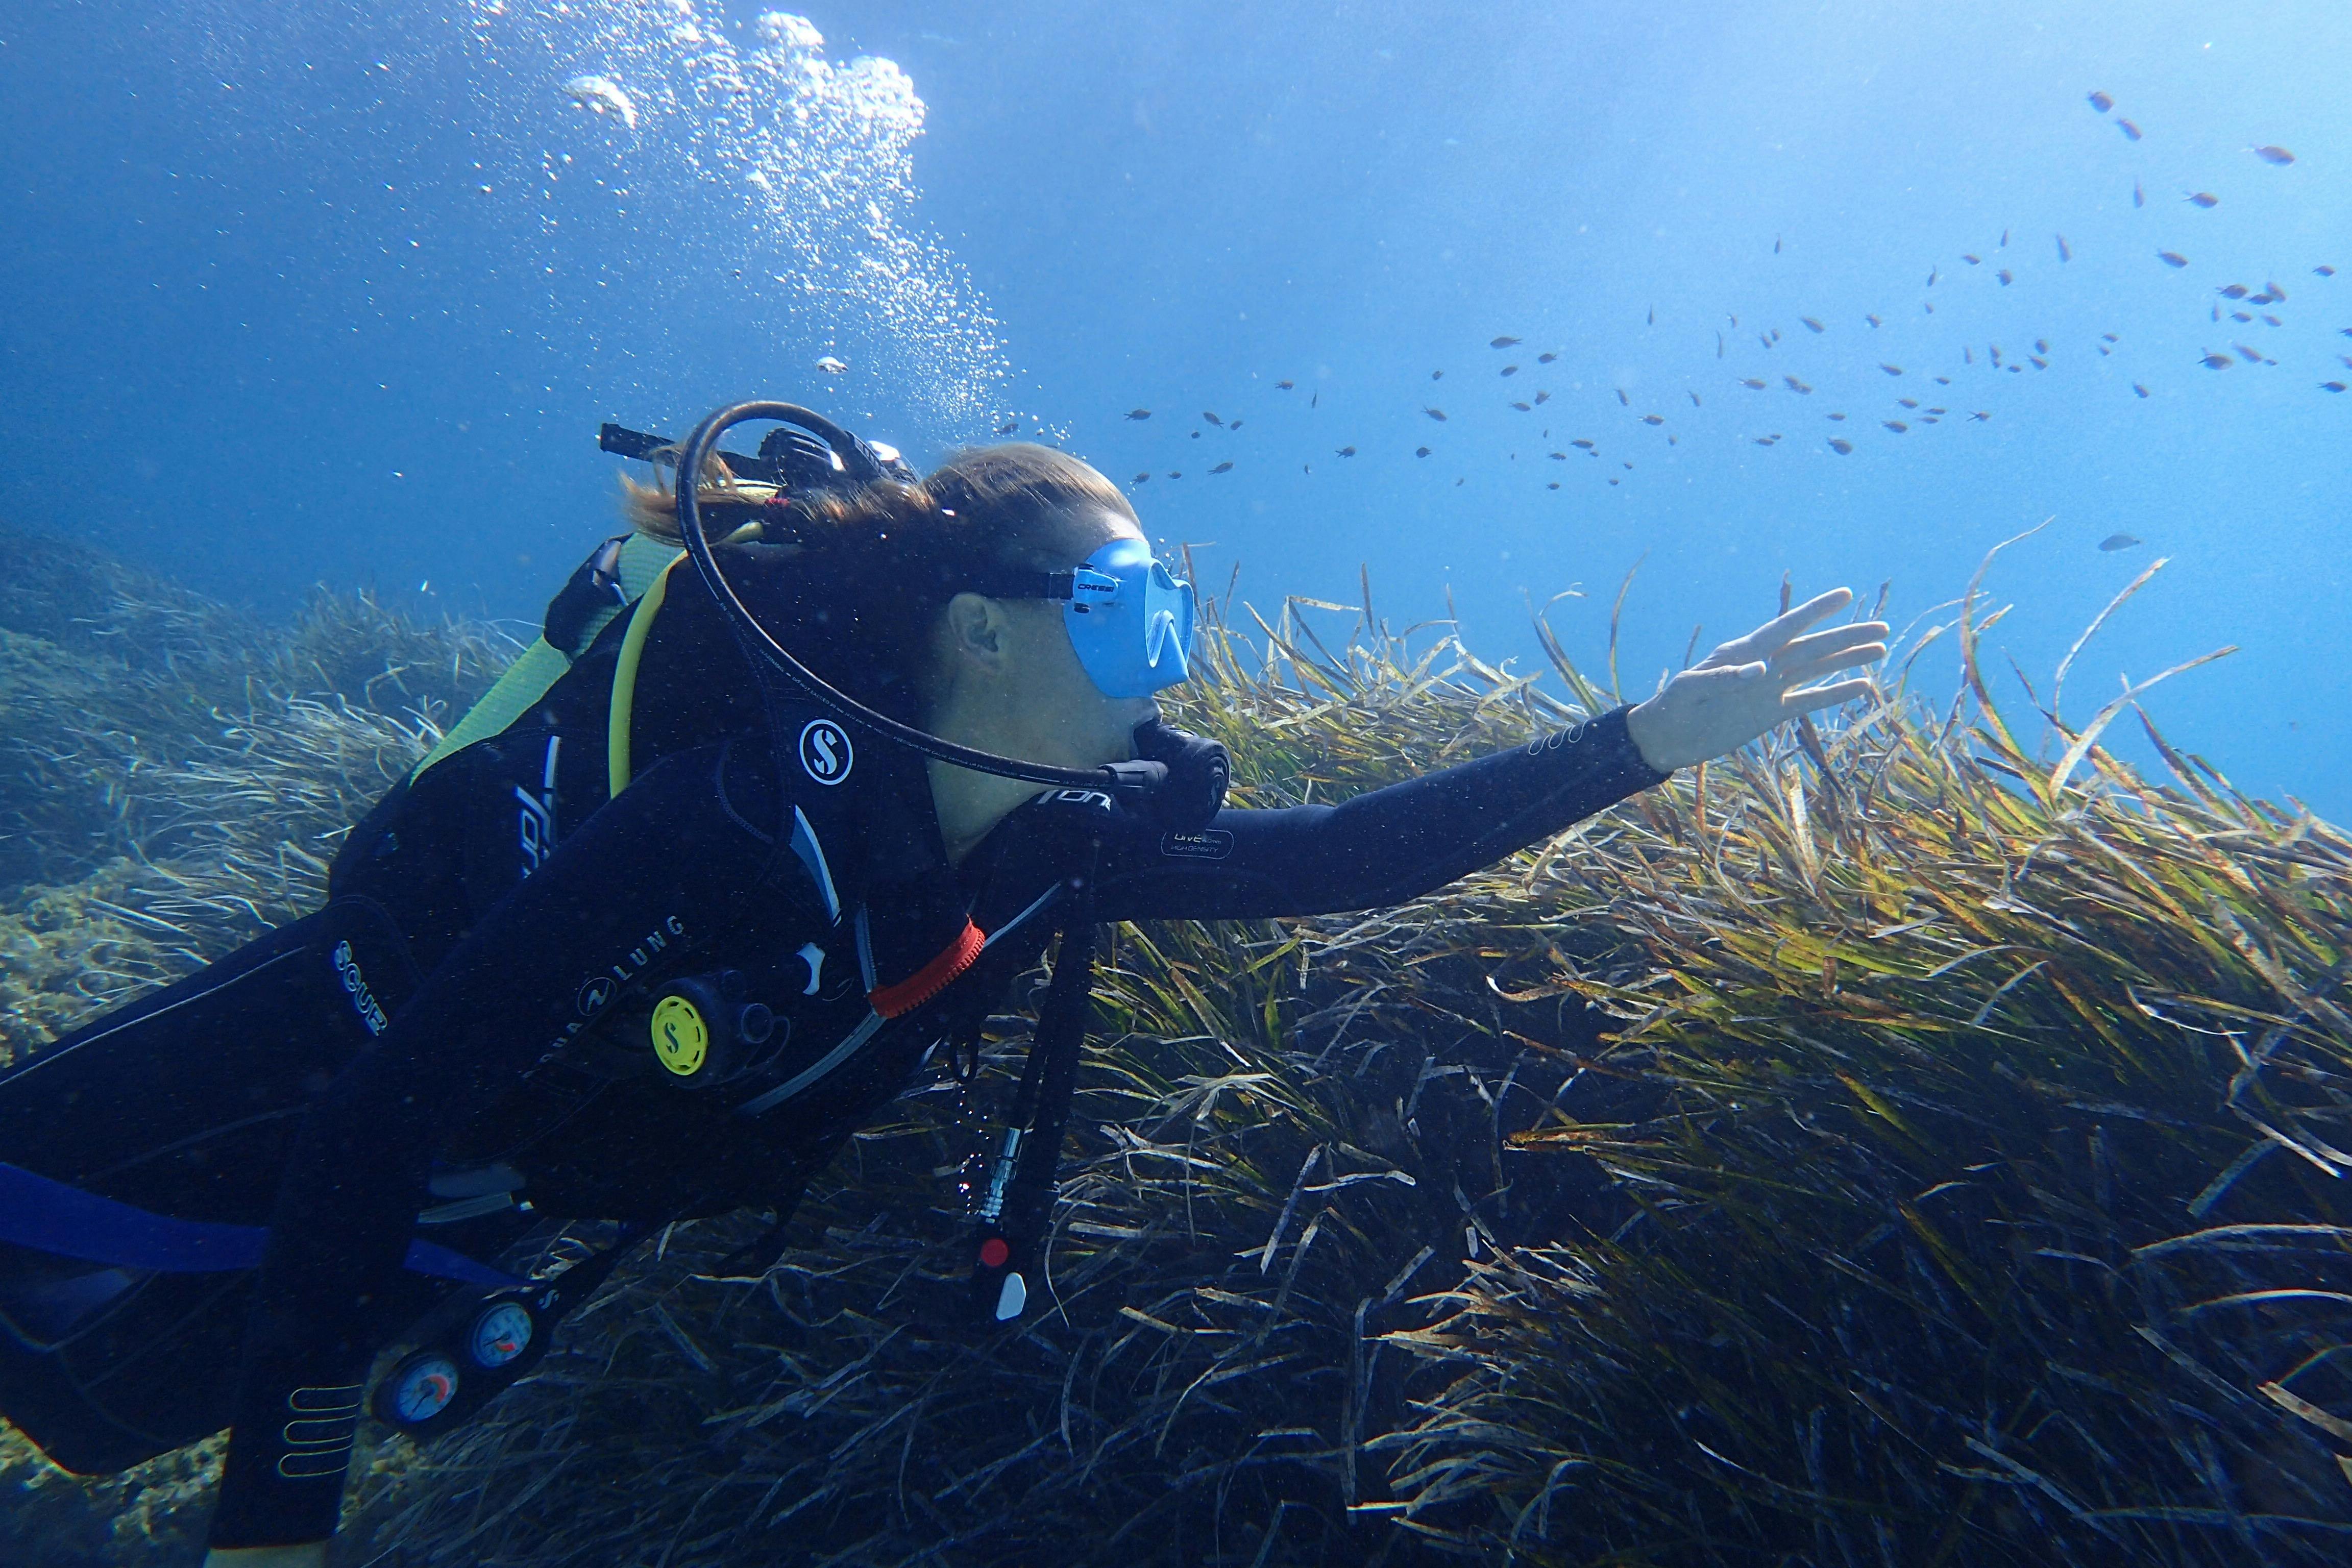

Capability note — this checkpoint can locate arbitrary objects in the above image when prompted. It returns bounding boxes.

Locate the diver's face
[934,505,1162,769]
[1010,506,1162,763]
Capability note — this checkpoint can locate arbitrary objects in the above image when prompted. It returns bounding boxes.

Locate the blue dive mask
[1058,538,1196,699]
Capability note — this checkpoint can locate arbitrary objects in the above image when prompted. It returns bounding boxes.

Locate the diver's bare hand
[1624,587,1887,773]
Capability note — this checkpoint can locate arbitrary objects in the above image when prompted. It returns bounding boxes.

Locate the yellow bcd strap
[606,551,689,799]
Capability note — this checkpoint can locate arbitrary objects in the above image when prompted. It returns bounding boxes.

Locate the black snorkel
[670,399,1168,795]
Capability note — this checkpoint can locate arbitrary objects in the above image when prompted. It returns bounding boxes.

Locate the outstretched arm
[1094,589,1886,922]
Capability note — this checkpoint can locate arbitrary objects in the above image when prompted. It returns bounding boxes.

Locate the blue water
[2,1,2346,814]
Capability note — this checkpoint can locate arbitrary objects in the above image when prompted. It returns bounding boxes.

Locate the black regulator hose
[673,400,1151,793]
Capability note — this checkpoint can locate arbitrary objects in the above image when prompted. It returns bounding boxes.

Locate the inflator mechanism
[647,968,779,1088]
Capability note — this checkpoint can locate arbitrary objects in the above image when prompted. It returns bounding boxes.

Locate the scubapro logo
[798,719,853,786]
[576,975,617,1017]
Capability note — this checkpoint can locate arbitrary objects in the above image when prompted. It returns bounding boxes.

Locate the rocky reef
[2,532,2347,1565]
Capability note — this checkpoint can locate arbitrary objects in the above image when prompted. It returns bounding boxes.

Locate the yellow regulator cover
[650,994,709,1076]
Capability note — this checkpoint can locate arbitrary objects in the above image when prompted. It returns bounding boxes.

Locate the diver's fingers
[1781,676,1878,717]
[1777,642,1889,689]
[1741,587,1857,656]
[1775,622,1890,672]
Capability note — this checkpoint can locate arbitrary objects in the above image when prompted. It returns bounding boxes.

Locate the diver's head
[911,446,1171,774]
[628,440,1186,775]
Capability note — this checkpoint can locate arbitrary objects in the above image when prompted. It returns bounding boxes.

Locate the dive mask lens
[1063,540,1196,699]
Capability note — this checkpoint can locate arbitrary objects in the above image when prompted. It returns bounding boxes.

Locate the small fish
[1898,398,1919,409]
[1431,369,1444,380]
[1336,445,1356,456]
[1648,306,1655,326]
[1547,481,1560,490]
[1991,345,2003,363]
[2232,310,2252,322]
[1934,376,1952,384]
[2088,90,2114,113]
[1490,335,1521,348]
[1203,411,1223,426]
[2099,533,2142,552]
[1537,351,1558,363]
[1230,419,1244,430]
[2158,251,2189,268]
[1190,431,1202,439]
[1500,364,1520,377]
[1784,376,1812,394]
[1209,461,1234,474]
[1126,408,1153,420]
[1424,407,1448,421]
[1717,332,1726,358]
[1311,391,1318,408]
[1883,420,1908,433]
[1775,236,1782,254]
[1827,411,1847,421]
[1133,472,1150,483]
[2324,382,2348,393]
[1997,268,2013,285]
[1759,333,1773,350]
[1641,413,1664,425]
[2001,229,2010,247]
[1828,437,1853,454]
[2265,280,2288,301]
[1754,436,1777,446]
[1572,439,1596,450]
[1970,410,1992,420]
[2117,118,2142,141]
[2186,191,2218,208]
[1275,379,1295,390]
[2218,284,2249,299]
[2056,235,2071,261]
[1801,316,1825,332]
[2236,343,2264,363]
[2264,313,2283,326]
[1168,471,1182,478]
[815,354,849,374]
[1963,254,1981,264]
[2134,180,2145,208]
[1739,377,1767,389]
[1548,450,1568,460]
[1879,363,1904,376]
[2318,266,2339,277]
[1965,346,1974,363]
[2102,332,2119,341]
[2199,352,2233,369]
[1927,266,1940,287]
[1510,401,1532,411]
[1867,313,1883,327]
[2252,145,2295,165]
[1617,389,1630,405]
[1688,391,1701,406]
[1534,390,1551,404]
[996,420,1019,434]
[2029,356,2048,369]
[1415,445,1432,457]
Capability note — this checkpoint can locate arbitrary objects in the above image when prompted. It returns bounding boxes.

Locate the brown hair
[622,442,1136,707]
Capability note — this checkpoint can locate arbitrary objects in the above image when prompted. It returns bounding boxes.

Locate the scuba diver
[0,402,1887,1565]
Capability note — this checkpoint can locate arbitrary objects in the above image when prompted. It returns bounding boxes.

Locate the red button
[978,1237,1010,1268]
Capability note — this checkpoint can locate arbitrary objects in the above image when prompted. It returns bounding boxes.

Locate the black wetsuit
[1,549,1668,1547]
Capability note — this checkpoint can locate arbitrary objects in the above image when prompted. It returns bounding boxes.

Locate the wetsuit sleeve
[207,741,795,1549]
[1092,706,1668,922]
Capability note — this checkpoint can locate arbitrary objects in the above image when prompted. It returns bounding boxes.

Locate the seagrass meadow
[2,525,2349,1567]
